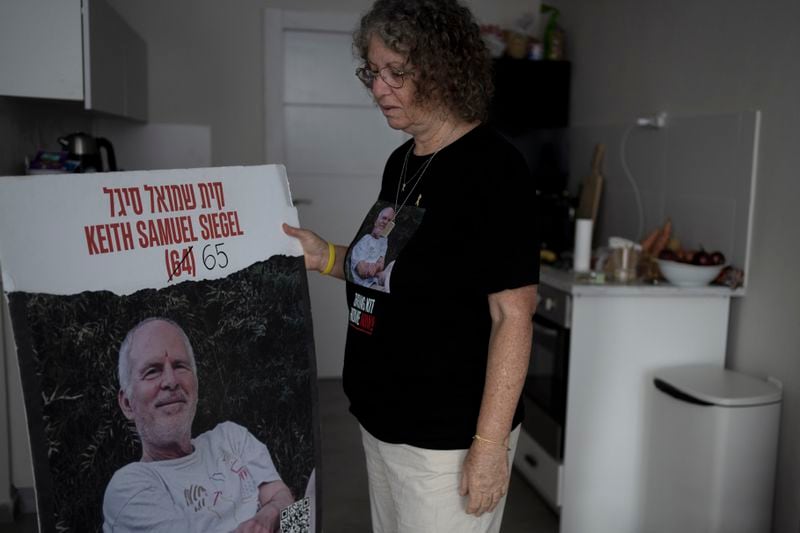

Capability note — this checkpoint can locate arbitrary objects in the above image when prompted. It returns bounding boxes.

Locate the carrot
[640,227,660,256]
[651,218,672,257]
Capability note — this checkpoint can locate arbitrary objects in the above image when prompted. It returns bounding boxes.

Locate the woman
[284,0,539,531]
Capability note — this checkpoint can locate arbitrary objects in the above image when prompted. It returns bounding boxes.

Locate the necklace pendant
[401,182,406,192]
[380,219,396,238]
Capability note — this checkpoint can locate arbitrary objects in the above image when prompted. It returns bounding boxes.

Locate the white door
[264,9,406,377]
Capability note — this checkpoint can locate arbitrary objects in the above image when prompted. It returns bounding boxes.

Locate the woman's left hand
[459,439,510,516]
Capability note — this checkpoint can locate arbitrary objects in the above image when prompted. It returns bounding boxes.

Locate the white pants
[360,426,521,533]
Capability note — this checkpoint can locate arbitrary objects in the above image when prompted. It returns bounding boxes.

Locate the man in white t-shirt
[350,206,395,289]
[102,317,294,533]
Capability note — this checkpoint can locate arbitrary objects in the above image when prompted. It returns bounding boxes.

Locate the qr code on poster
[280,497,311,532]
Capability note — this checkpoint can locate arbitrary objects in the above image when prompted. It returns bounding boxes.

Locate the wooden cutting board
[576,143,605,222]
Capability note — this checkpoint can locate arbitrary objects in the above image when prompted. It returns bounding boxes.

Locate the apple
[659,249,678,261]
[710,251,726,265]
[692,250,712,266]
[679,249,695,264]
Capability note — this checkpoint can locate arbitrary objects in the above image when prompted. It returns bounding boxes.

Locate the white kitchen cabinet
[525,267,735,533]
[0,0,84,101]
[0,0,146,121]
[83,0,147,120]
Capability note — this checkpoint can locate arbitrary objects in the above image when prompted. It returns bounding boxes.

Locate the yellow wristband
[321,242,335,275]
[473,433,510,451]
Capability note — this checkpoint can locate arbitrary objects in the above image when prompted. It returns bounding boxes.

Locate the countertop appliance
[58,132,117,172]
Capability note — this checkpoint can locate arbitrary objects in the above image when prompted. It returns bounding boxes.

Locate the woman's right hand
[282,223,331,273]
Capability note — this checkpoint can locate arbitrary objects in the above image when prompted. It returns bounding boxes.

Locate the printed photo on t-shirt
[345,200,424,294]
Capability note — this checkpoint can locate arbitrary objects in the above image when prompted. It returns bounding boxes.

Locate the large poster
[0,166,319,532]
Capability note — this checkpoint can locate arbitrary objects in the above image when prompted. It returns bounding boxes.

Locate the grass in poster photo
[8,256,317,532]
[345,200,425,293]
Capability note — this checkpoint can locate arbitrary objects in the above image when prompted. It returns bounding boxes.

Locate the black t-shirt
[342,124,540,449]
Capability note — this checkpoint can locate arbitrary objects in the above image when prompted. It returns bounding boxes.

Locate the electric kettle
[58,132,118,172]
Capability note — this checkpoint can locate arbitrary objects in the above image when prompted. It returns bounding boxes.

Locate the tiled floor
[1,379,559,533]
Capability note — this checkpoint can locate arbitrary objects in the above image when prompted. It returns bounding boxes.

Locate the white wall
[556,1,800,531]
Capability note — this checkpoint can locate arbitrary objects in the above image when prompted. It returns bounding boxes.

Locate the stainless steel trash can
[644,365,782,533]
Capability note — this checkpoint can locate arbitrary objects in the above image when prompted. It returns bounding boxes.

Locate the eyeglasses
[355,65,414,89]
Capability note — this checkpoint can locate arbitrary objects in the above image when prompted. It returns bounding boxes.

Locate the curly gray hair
[354,0,493,122]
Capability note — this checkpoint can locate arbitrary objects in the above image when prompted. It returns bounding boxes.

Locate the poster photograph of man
[105,317,295,532]
[8,258,317,532]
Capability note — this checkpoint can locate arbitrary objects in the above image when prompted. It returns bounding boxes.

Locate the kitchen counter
[540,265,745,297]
[531,265,734,533]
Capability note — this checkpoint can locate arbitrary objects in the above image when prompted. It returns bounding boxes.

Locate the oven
[513,283,571,510]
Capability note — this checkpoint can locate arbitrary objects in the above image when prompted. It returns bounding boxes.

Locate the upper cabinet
[0,0,147,121]
[489,58,571,134]
[83,0,147,121]
[488,59,572,194]
[0,0,84,101]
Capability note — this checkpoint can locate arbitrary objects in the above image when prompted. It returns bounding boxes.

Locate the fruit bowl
[657,259,724,287]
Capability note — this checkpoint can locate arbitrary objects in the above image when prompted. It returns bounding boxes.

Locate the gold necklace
[382,125,462,238]
[381,143,438,238]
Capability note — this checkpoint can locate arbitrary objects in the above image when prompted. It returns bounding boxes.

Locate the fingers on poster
[0,166,320,532]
